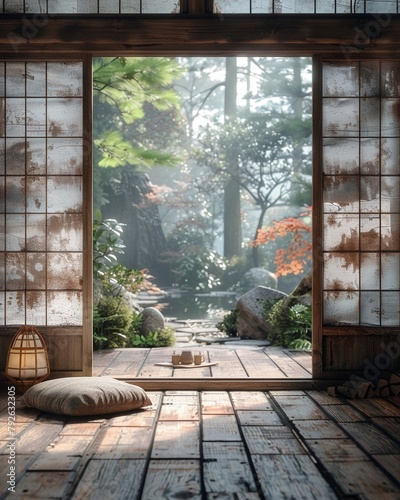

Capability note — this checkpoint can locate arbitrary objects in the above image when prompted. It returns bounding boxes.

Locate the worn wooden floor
[93,346,312,379]
[1,388,400,499]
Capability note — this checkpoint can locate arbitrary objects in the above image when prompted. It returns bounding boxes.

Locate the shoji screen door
[314,59,400,379]
[0,60,92,377]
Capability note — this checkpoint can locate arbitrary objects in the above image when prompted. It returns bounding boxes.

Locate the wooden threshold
[116,377,337,391]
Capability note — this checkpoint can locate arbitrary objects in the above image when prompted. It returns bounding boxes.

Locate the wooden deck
[93,346,313,380]
[1,388,400,499]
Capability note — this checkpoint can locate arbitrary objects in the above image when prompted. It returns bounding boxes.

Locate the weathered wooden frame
[1,13,400,388]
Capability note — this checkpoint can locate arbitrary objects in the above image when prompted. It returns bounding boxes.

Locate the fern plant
[129,327,176,348]
[284,304,312,349]
[216,309,239,337]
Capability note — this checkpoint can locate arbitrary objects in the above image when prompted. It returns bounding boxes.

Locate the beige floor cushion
[22,377,152,416]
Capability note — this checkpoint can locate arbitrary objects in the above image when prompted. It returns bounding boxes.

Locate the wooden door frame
[2,14,400,388]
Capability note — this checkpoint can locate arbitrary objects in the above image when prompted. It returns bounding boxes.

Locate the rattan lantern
[5,326,50,392]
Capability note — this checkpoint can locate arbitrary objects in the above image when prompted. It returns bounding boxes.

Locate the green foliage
[93,296,132,349]
[284,304,312,349]
[289,338,312,350]
[93,209,144,296]
[129,312,143,336]
[216,309,239,338]
[129,327,176,348]
[264,299,312,349]
[164,220,227,291]
[93,57,182,124]
[94,130,180,169]
[93,57,184,210]
[172,250,226,291]
[222,254,253,291]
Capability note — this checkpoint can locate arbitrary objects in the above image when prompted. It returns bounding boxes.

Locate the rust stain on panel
[360,228,380,249]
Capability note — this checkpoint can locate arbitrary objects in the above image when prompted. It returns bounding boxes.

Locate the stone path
[166,318,270,349]
[136,292,271,349]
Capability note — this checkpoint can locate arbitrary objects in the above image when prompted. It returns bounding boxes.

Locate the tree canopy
[93,56,184,208]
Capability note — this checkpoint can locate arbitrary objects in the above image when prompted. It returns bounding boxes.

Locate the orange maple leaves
[253,208,312,277]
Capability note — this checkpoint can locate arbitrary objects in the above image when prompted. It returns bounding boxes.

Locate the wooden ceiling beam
[1,14,400,55]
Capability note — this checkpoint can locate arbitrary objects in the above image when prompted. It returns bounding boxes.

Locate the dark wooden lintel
[323,327,400,336]
[1,14,400,55]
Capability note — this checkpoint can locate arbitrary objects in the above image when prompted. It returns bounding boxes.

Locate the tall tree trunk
[251,205,268,268]
[223,57,242,259]
[291,58,304,201]
[102,172,167,278]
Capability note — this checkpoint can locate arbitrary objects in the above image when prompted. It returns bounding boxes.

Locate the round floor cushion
[22,377,152,416]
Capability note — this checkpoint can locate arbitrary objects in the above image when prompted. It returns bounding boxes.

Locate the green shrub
[93,209,144,298]
[216,309,239,337]
[261,297,289,345]
[93,296,132,349]
[264,298,311,349]
[129,327,176,348]
[284,304,312,349]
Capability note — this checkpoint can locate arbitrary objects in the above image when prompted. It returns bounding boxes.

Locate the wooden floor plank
[203,442,258,495]
[151,421,200,459]
[172,365,213,378]
[349,398,400,418]
[236,409,283,426]
[202,414,241,441]
[90,426,154,459]
[242,426,305,455]
[201,391,235,415]
[0,455,36,497]
[208,349,249,378]
[305,438,369,462]
[12,471,76,499]
[230,391,272,411]
[321,460,400,498]
[159,401,199,421]
[265,348,312,378]
[141,460,202,500]
[306,390,343,406]
[0,421,64,456]
[320,403,367,423]
[291,419,349,440]
[137,348,175,377]
[271,394,328,420]
[160,395,200,420]
[162,393,199,406]
[92,349,126,376]
[0,422,32,441]
[0,402,39,424]
[71,459,147,500]
[341,422,400,455]
[60,421,103,436]
[285,349,312,374]
[206,494,262,499]
[101,350,149,377]
[373,453,400,483]
[235,349,284,378]
[28,434,93,471]
[370,417,400,444]
[252,454,338,499]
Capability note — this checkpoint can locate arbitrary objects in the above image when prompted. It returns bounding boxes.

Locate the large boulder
[236,286,287,340]
[140,307,165,335]
[280,270,312,310]
[292,270,312,297]
[236,267,278,294]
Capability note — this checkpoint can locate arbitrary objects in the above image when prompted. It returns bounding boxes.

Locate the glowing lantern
[5,326,50,392]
